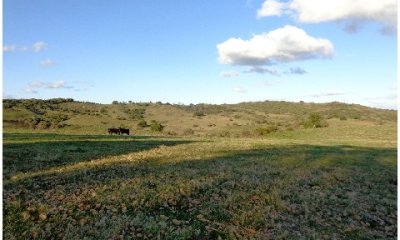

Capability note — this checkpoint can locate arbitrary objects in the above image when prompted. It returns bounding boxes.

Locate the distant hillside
[3,98,397,137]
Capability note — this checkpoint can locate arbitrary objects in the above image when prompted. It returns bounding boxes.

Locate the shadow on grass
[3,141,397,239]
[3,133,194,180]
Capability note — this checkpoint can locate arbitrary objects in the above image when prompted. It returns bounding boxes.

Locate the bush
[194,111,205,117]
[303,113,328,128]
[150,120,164,132]
[339,116,347,121]
[137,120,148,128]
[37,120,51,129]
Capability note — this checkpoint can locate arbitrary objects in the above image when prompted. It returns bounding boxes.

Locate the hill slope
[3,98,397,137]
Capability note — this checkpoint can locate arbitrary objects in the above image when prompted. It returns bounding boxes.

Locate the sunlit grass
[3,132,397,239]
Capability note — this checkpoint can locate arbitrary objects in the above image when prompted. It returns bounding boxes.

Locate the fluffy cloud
[25,81,73,93]
[257,0,285,18]
[257,0,397,33]
[217,25,333,67]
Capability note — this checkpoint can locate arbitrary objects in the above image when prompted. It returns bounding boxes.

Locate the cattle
[119,128,130,135]
[108,128,120,135]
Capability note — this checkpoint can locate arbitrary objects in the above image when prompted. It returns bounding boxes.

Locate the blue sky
[3,0,397,109]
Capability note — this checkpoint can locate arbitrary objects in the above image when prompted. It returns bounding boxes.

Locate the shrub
[303,113,328,128]
[339,116,347,121]
[37,120,51,129]
[150,120,164,132]
[24,117,41,129]
[194,111,205,117]
[137,120,148,128]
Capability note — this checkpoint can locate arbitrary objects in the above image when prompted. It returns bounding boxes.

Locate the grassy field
[3,99,397,239]
[3,120,397,239]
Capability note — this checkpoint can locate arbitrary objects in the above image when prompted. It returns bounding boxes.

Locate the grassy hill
[3,98,397,138]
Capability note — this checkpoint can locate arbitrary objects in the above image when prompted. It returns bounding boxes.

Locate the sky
[3,0,398,109]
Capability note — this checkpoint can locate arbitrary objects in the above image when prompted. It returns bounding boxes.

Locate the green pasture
[3,130,397,239]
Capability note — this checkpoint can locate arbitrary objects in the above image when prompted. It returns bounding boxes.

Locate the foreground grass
[3,133,397,239]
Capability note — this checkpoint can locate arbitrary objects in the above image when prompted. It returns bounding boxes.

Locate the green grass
[3,131,397,239]
[3,99,397,238]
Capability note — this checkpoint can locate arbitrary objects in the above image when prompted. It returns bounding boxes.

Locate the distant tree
[112,100,119,104]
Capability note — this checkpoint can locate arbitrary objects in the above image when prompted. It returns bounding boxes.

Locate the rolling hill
[3,98,396,138]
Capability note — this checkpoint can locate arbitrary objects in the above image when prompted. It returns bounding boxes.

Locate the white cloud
[257,0,397,33]
[220,71,240,78]
[257,0,286,18]
[244,66,280,75]
[3,41,48,52]
[25,80,73,93]
[217,25,333,67]
[39,59,57,68]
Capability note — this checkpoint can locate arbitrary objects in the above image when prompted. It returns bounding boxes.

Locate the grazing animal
[108,128,120,135]
[119,128,130,135]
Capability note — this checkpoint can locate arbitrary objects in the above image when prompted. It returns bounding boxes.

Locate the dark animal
[119,128,130,135]
[108,128,120,135]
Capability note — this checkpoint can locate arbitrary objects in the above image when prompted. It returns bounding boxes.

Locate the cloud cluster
[25,81,73,94]
[3,41,48,52]
[257,0,397,34]
[217,25,333,67]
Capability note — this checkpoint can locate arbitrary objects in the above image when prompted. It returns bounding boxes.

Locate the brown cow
[119,128,130,135]
[108,128,120,135]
